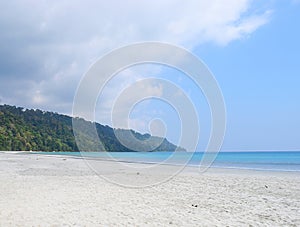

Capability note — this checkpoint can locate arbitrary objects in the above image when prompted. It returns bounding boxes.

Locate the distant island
[0,104,185,152]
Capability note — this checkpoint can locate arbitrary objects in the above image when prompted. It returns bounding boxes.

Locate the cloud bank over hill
[0,0,271,114]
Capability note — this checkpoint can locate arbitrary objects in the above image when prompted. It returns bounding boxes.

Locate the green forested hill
[0,104,184,152]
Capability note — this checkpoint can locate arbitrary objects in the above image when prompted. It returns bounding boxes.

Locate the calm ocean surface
[35,151,300,172]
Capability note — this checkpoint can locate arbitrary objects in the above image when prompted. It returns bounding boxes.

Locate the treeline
[0,104,184,152]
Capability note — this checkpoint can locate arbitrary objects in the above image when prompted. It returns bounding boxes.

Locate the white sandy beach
[0,152,299,226]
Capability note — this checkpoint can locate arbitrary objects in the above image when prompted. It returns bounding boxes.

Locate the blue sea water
[35,151,300,172]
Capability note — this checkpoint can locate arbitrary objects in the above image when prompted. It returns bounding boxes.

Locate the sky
[0,0,299,151]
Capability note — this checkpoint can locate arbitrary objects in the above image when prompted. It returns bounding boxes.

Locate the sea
[34,151,300,172]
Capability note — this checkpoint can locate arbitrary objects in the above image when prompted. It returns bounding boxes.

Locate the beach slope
[0,152,299,226]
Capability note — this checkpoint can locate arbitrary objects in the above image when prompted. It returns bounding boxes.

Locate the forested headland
[0,104,184,152]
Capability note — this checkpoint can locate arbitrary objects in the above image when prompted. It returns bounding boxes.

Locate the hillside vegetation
[0,104,184,152]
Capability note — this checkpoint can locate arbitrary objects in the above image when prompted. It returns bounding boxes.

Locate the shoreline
[2,151,300,174]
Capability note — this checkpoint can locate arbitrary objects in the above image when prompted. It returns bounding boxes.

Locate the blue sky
[0,0,299,151]
[199,2,300,150]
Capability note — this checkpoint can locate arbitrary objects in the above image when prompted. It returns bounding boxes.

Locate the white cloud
[207,10,273,45]
[96,68,164,127]
[0,0,272,115]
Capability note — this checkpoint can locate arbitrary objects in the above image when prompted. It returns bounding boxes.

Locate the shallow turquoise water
[33,151,300,172]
